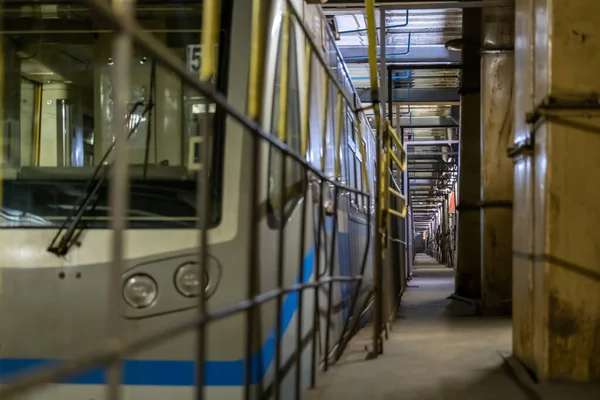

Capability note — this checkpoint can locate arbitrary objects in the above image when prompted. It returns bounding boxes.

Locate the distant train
[0,0,376,398]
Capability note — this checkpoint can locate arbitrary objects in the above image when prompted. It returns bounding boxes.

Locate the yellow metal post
[355,114,370,193]
[0,0,3,296]
[363,0,383,357]
[248,0,264,121]
[301,43,312,157]
[200,0,221,81]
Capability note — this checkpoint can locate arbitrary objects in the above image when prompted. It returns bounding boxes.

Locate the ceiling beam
[358,87,459,103]
[342,45,461,64]
[398,115,458,128]
[323,0,512,10]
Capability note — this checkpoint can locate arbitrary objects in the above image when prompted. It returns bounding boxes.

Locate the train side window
[346,116,357,207]
[268,21,304,226]
[356,148,363,209]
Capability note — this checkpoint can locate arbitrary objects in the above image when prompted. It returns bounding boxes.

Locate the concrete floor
[304,254,530,400]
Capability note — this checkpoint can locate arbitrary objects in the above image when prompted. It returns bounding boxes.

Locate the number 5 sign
[186,44,201,73]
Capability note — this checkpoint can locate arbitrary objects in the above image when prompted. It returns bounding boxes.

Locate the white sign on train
[186,44,201,73]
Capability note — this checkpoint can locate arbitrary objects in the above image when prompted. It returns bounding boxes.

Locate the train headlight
[175,262,208,297]
[123,275,158,308]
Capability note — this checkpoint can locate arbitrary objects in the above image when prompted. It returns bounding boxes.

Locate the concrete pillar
[2,39,21,168]
[512,0,600,382]
[479,4,515,316]
[455,7,482,299]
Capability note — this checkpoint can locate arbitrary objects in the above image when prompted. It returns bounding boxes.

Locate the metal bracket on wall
[526,95,600,137]
[526,95,600,124]
[455,201,513,211]
[507,137,534,160]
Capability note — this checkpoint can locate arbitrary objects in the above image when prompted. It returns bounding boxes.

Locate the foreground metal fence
[0,0,406,399]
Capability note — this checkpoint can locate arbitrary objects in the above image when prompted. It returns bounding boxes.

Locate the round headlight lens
[123,274,158,308]
[175,262,208,297]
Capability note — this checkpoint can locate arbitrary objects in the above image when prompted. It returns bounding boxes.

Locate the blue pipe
[338,10,409,35]
[343,32,411,61]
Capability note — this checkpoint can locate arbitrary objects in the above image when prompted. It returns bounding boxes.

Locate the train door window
[346,116,356,207]
[338,109,348,186]
[268,20,304,225]
[353,120,363,210]
[356,144,363,210]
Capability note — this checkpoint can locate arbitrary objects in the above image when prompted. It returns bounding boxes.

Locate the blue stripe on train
[0,248,315,387]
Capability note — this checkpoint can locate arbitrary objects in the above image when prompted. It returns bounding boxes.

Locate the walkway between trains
[304,254,529,400]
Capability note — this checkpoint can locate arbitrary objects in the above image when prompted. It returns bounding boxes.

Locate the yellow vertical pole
[248,0,264,121]
[277,10,290,144]
[363,0,383,356]
[200,0,221,81]
[301,43,312,157]
[0,0,4,296]
[355,115,370,193]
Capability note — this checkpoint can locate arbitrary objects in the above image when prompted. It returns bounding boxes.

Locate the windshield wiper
[47,101,153,256]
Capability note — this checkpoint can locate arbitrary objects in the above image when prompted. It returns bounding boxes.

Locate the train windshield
[0,0,230,229]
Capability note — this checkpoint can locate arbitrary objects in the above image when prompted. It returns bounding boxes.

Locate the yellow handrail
[277,7,291,144]
[364,0,408,357]
[0,0,4,297]
[200,0,220,81]
[302,42,312,157]
[385,122,407,219]
[355,114,370,193]
[387,121,407,171]
[248,0,265,120]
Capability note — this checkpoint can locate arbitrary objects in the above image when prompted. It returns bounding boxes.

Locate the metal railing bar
[0,275,364,398]
[332,192,372,361]
[295,33,313,400]
[389,187,405,201]
[294,183,309,399]
[79,0,369,198]
[324,90,345,371]
[197,0,220,394]
[244,0,264,396]
[194,102,212,400]
[323,186,338,372]
[274,5,291,398]
[389,151,404,172]
[106,0,133,397]
[388,208,407,218]
[310,180,326,388]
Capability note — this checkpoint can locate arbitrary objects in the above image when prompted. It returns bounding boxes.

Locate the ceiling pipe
[323,1,512,10]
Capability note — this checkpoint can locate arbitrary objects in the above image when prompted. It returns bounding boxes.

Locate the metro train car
[0,0,376,398]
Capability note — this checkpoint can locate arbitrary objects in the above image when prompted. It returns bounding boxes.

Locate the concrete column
[512,0,600,382]
[455,7,482,299]
[2,39,21,168]
[479,4,515,316]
